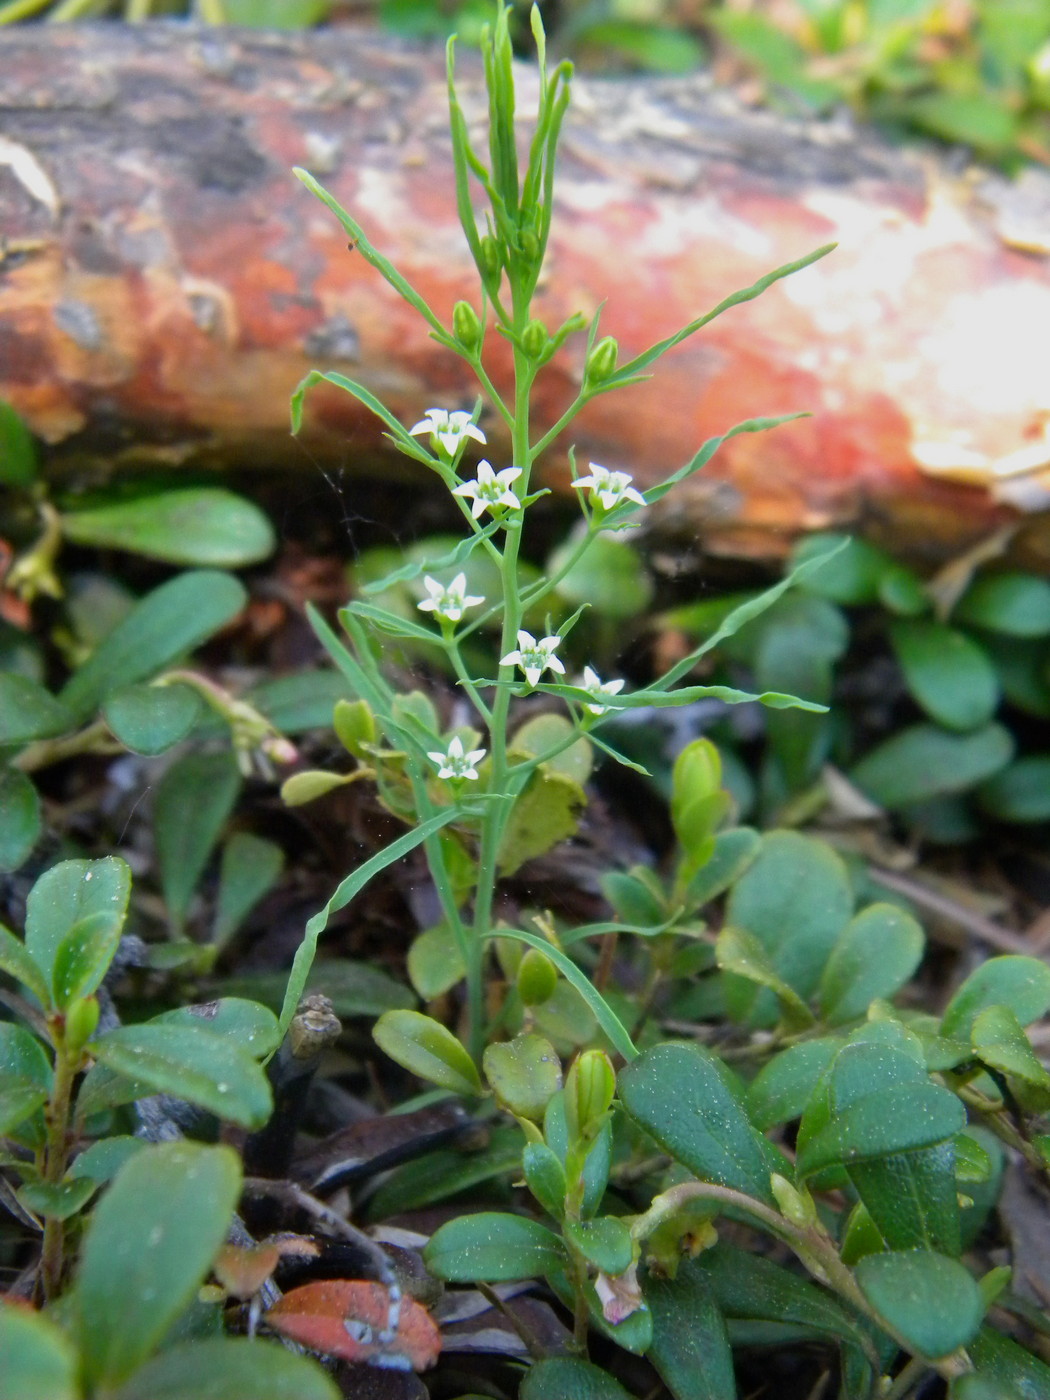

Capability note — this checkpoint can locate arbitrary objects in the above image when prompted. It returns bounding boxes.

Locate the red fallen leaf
[266,1279,441,1372]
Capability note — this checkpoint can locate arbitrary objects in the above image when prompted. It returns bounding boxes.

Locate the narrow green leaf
[851,722,1014,809]
[618,1043,774,1203]
[818,903,925,1026]
[344,599,443,645]
[0,400,38,487]
[0,1304,77,1400]
[855,1249,983,1359]
[275,807,461,1043]
[60,571,246,723]
[717,925,814,1029]
[488,928,638,1062]
[0,673,73,744]
[102,683,202,755]
[212,833,284,950]
[941,956,1050,1040]
[523,1142,567,1219]
[0,768,41,873]
[91,1024,272,1128]
[890,619,999,731]
[373,1009,480,1097]
[51,909,123,1009]
[60,489,274,567]
[683,826,761,908]
[108,1337,339,1400]
[746,1038,840,1130]
[967,1326,1050,1398]
[424,1211,565,1282]
[792,532,895,605]
[0,1073,49,1135]
[76,1142,241,1389]
[0,921,51,1006]
[25,857,131,992]
[153,751,242,933]
[645,1260,736,1400]
[520,1357,634,1400]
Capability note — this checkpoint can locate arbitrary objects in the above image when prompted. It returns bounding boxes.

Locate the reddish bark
[2,23,1049,563]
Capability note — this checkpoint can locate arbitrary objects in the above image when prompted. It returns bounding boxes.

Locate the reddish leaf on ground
[266,1279,441,1372]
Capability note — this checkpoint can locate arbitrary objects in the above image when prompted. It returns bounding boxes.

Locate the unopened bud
[565,1048,615,1142]
[585,336,619,387]
[517,948,558,1006]
[479,236,502,282]
[65,995,100,1055]
[770,1173,817,1229]
[518,228,540,263]
[521,318,548,361]
[453,300,482,352]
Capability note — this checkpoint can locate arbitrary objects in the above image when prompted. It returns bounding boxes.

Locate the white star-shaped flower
[452,460,522,519]
[500,630,565,688]
[572,463,646,512]
[408,408,486,457]
[416,572,485,623]
[427,735,486,781]
[579,665,626,716]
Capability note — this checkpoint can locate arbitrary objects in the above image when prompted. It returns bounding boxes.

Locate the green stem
[39,1035,77,1299]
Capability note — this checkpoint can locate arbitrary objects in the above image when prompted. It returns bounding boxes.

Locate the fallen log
[2,22,1049,564]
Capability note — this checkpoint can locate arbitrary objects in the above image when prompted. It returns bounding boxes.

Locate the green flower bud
[64,995,100,1056]
[565,1048,616,1142]
[585,335,619,387]
[452,300,482,352]
[517,947,558,1006]
[770,1173,816,1229]
[518,228,540,263]
[521,318,549,361]
[479,236,502,282]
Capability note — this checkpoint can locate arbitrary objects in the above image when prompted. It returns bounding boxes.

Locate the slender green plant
[285,2,836,1065]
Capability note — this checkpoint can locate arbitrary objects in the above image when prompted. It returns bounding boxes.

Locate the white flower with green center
[452,460,522,519]
[408,408,486,457]
[579,665,626,716]
[501,630,565,688]
[417,572,485,623]
[572,463,646,512]
[427,735,486,781]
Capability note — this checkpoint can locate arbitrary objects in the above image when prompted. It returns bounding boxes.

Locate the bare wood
[2,23,1049,562]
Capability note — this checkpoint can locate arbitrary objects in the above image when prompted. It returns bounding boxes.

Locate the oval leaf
[0,768,41,873]
[25,856,131,991]
[424,1211,565,1283]
[60,488,274,567]
[645,1260,736,1400]
[851,723,1014,809]
[978,756,1050,824]
[107,1336,339,1400]
[154,750,242,933]
[90,1023,272,1128]
[890,619,999,731]
[855,1249,984,1359]
[51,909,124,1009]
[0,673,72,745]
[483,1033,562,1122]
[796,1081,966,1178]
[618,1043,774,1204]
[520,1356,634,1400]
[0,1304,77,1400]
[102,683,202,755]
[77,1142,241,1389]
[373,1010,481,1097]
[818,903,925,1026]
[955,572,1050,637]
[941,956,1050,1040]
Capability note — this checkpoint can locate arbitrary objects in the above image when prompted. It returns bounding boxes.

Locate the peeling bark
[2,23,1049,563]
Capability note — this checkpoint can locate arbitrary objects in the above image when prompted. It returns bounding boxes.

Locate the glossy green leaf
[60,489,274,568]
[523,1141,567,1218]
[151,998,280,1059]
[76,1142,241,1389]
[972,1004,1050,1090]
[716,925,814,1030]
[0,1073,49,1135]
[0,400,38,487]
[645,1260,736,1400]
[564,1216,633,1275]
[818,903,924,1025]
[153,750,242,933]
[520,1357,634,1400]
[746,1038,840,1130]
[17,1174,96,1220]
[0,1021,52,1088]
[90,1024,272,1128]
[0,921,50,1005]
[69,1136,146,1183]
[483,1032,562,1121]
[280,770,354,806]
[851,722,1014,809]
[0,673,72,744]
[890,619,999,731]
[0,768,41,873]
[855,1249,984,1359]
[955,572,1050,638]
[373,1009,481,1097]
[424,1211,566,1282]
[59,571,246,723]
[978,756,1050,823]
[618,1043,774,1203]
[108,1336,339,1400]
[600,868,667,927]
[941,955,1050,1040]
[0,1303,77,1400]
[682,826,761,909]
[967,1326,1050,1399]
[723,830,852,1024]
[407,922,466,999]
[848,1141,961,1256]
[51,910,122,1010]
[212,833,284,950]
[102,683,202,756]
[24,856,131,992]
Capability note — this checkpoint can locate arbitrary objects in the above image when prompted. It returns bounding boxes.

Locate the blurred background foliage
[2,1,1049,171]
